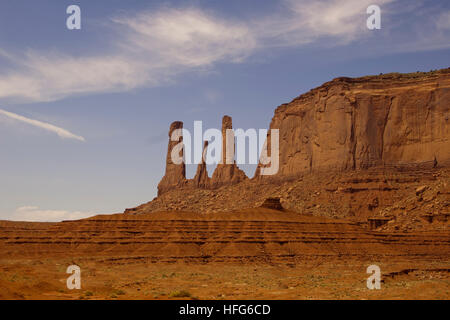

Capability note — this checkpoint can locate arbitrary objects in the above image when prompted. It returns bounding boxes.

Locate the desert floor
[0,210,448,300]
[1,256,449,299]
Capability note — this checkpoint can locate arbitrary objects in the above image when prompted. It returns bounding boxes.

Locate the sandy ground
[0,257,448,300]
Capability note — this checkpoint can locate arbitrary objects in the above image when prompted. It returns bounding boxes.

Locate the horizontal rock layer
[1,210,449,263]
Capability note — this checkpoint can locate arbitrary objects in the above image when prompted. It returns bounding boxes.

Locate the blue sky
[0,0,449,221]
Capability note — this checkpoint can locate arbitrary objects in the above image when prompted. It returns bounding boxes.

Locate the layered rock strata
[256,69,450,178]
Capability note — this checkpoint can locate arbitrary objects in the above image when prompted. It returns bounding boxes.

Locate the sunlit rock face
[256,69,450,178]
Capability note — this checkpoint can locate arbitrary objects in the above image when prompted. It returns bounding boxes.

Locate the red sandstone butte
[256,69,450,177]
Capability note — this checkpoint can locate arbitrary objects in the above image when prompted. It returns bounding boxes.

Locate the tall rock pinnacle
[211,115,248,188]
[193,141,210,188]
[221,115,234,165]
[157,121,186,196]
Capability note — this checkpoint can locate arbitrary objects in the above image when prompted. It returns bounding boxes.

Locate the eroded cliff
[256,69,450,178]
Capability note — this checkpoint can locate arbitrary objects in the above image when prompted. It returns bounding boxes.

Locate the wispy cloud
[0,52,150,103]
[0,7,255,103]
[0,0,448,103]
[6,206,96,222]
[0,108,85,141]
[255,0,394,47]
[113,8,256,67]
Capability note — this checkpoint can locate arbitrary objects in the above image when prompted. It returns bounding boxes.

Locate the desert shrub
[169,290,191,298]
[113,289,126,296]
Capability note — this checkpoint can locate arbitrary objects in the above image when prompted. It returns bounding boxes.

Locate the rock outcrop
[158,116,247,195]
[157,121,186,196]
[210,115,248,188]
[256,69,450,178]
[260,197,284,211]
[192,141,210,188]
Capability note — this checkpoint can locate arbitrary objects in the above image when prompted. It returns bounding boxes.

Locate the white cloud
[0,0,447,104]
[113,8,256,66]
[0,8,255,103]
[0,52,150,103]
[8,206,96,222]
[0,108,85,141]
[255,0,394,47]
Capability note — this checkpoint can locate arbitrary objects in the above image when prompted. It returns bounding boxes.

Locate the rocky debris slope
[127,167,450,232]
[375,174,449,232]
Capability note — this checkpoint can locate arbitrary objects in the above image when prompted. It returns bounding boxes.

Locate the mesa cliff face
[256,69,450,177]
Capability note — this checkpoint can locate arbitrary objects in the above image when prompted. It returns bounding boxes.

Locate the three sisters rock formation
[157,68,450,197]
